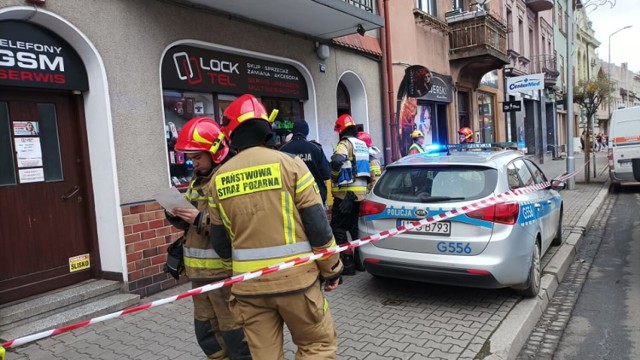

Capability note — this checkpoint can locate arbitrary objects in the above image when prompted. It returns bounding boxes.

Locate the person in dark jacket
[279,120,332,205]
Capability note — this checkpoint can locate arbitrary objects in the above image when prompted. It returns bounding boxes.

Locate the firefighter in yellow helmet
[165,117,251,360]
[407,130,426,155]
[208,94,343,359]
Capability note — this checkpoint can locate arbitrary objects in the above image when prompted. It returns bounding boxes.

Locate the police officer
[278,119,331,205]
[208,94,343,360]
[407,130,426,155]
[166,117,251,360]
[330,114,371,276]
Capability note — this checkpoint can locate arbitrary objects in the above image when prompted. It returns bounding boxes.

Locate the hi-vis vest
[408,142,425,154]
[333,137,370,194]
[183,170,227,281]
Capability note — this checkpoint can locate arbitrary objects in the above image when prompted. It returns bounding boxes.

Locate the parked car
[608,106,640,191]
[358,143,565,297]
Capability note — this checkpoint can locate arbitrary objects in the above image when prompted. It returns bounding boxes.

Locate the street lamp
[608,25,632,118]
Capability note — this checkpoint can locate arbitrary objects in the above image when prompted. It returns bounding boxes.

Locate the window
[518,19,524,54]
[524,160,547,184]
[452,0,465,11]
[506,9,513,49]
[0,103,15,186]
[558,4,563,33]
[374,166,497,202]
[511,159,535,188]
[478,92,495,143]
[416,0,437,16]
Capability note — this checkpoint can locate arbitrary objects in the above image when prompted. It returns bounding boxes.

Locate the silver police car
[358,143,565,297]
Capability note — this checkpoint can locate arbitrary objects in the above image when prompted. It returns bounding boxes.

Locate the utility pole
[566,0,575,189]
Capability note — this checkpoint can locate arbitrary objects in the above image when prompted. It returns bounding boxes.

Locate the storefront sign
[503,100,522,112]
[0,20,89,91]
[506,73,544,94]
[162,45,308,100]
[418,72,453,103]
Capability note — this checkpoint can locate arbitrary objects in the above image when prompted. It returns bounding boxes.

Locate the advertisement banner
[506,73,544,94]
[395,65,433,157]
[0,20,89,91]
[162,45,308,100]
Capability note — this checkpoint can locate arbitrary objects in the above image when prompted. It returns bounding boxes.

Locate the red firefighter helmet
[356,131,373,148]
[458,127,473,143]
[221,94,269,138]
[175,117,229,164]
[334,114,356,134]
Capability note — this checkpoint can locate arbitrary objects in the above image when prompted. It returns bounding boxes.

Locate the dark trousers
[330,198,361,274]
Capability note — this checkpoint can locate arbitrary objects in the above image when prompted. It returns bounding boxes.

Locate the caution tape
[1,169,580,354]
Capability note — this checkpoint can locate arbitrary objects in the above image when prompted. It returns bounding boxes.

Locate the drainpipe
[379,0,398,162]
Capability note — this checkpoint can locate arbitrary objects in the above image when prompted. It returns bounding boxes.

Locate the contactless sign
[0,20,89,91]
[162,45,308,100]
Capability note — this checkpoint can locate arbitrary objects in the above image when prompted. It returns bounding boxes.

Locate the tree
[573,72,614,182]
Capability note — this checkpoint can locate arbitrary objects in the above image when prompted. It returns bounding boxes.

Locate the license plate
[401,220,451,236]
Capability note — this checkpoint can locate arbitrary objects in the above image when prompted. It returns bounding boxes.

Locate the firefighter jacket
[167,167,229,282]
[407,142,425,155]
[330,137,370,201]
[278,135,331,203]
[368,154,382,193]
[208,146,343,297]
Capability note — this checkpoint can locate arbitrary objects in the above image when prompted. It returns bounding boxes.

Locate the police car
[357,143,565,297]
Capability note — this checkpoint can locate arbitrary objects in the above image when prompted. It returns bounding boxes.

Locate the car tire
[551,209,563,246]
[514,242,541,298]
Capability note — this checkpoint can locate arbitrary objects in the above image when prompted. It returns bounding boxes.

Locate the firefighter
[166,117,251,360]
[407,130,426,155]
[330,114,371,276]
[356,131,382,192]
[458,127,474,143]
[208,94,343,360]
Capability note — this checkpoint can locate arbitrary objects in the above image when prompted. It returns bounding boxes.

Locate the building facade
[0,0,384,302]
[574,3,600,137]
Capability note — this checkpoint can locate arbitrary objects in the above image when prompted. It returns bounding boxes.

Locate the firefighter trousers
[229,280,337,359]
[192,281,246,359]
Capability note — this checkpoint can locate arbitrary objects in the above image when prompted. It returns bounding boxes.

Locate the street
[519,186,640,359]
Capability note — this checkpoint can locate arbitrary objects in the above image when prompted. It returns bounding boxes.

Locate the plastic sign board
[506,73,544,94]
[502,100,522,112]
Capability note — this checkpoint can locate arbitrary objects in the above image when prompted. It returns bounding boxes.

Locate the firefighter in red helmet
[209,94,343,359]
[458,127,474,143]
[331,114,371,275]
[164,117,251,360]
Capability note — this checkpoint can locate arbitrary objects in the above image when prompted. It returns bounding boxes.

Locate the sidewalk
[5,153,612,360]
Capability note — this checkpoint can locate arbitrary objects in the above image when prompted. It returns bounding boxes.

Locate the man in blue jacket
[279,120,331,205]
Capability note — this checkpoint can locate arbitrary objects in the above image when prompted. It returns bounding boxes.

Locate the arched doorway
[337,81,351,117]
[337,71,369,132]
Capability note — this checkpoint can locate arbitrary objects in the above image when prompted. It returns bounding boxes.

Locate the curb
[483,182,611,360]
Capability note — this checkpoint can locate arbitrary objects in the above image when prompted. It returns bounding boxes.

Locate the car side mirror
[550,179,566,191]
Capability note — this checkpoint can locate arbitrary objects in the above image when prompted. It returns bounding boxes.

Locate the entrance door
[0,89,98,304]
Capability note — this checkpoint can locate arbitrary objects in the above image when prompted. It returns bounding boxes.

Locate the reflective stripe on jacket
[182,167,229,281]
[408,142,425,155]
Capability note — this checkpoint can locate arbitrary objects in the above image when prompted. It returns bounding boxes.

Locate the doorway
[0,89,98,304]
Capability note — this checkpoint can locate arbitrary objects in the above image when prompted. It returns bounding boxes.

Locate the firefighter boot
[341,253,356,276]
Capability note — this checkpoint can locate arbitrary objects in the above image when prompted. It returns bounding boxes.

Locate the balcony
[447,11,509,85]
[175,0,384,40]
[526,0,554,13]
[531,54,560,87]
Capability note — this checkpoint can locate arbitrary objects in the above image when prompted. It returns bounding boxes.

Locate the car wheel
[514,242,541,298]
[551,209,563,246]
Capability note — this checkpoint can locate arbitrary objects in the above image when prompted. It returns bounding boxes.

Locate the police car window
[374,166,497,202]
[524,160,547,184]
[513,160,534,188]
[506,162,521,189]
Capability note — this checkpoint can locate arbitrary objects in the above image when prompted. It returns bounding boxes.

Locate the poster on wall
[15,137,43,168]
[13,121,40,136]
[395,65,433,157]
[18,168,44,183]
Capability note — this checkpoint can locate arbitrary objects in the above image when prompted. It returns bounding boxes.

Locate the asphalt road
[555,188,640,359]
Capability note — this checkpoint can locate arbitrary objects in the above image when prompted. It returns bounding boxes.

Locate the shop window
[457,91,470,129]
[478,92,495,143]
[37,104,64,182]
[162,90,215,188]
[262,98,304,147]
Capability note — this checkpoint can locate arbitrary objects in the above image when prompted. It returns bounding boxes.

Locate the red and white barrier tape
[1,170,579,352]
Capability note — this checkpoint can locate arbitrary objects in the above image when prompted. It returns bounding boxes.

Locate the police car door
[510,159,542,239]
[524,159,557,251]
